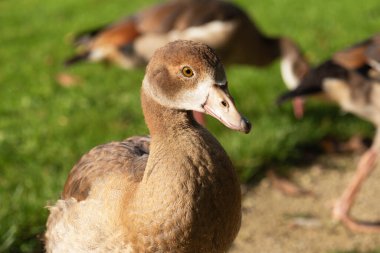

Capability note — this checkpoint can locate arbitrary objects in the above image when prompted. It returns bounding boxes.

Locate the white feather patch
[143,76,217,112]
[280,57,299,90]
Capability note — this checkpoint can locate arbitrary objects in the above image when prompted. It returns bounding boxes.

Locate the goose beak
[203,85,251,134]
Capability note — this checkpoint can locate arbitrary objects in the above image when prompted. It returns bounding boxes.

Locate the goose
[45,40,252,252]
[65,0,309,120]
[280,34,380,113]
[277,41,380,232]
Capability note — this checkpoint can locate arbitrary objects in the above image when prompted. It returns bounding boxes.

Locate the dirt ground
[230,153,380,253]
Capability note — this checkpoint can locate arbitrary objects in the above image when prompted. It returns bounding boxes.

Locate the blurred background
[1,0,380,252]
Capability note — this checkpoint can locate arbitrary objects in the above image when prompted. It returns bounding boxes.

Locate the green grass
[331,250,380,253]
[1,0,380,251]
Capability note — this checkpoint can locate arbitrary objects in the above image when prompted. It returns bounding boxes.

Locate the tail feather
[71,17,134,46]
[72,24,108,47]
[64,52,90,67]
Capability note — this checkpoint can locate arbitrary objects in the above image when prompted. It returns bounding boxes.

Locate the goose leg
[292,97,305,119]
[193,111,206,126]
[267,169,312,197]
[332,148,380,233]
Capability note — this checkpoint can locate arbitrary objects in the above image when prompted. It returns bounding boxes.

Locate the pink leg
[193,111,206,126]
[292,97,305,119]
[333,149,380,233]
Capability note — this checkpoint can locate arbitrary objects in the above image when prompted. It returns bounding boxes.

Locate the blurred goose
[65,0,309,119]
[279,34,380,110]
[45,40,251,252]
[277,36,380,232]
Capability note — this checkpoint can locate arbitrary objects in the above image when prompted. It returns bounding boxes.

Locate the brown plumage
[333,34,380,72]
[277,35,380,233]
[45,40,251,252]
[277,34,380,104]
[66,0,309,121]
[65,0,308,92]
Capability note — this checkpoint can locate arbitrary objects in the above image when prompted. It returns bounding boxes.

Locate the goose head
[279,38,310,118]
[142,40,251,133]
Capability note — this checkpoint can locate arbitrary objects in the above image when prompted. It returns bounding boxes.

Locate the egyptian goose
[45,40,251,252]
[65,0,309,119]
[279,34,380,112]
[277,37,380,232]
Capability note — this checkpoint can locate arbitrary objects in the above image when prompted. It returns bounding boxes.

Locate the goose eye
[181,66,194,77]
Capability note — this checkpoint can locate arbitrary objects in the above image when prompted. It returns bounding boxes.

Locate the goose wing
[62,136,150,201]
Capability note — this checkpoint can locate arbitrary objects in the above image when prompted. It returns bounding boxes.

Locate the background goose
[65,0,309,119]
[279,34,380,110]
[277,45,380,232]
[45,40,251,252]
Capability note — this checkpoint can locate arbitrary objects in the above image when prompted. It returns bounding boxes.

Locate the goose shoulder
[332,34,380,71]
[333,42,370,70]
[46,136,149,252]
[62,136,150,202]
